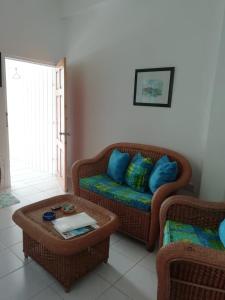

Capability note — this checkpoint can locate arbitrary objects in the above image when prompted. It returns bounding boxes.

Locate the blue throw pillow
[151,155,170,174]
[107,149,130,184]
[149,161,178,193]
[219,219,225,247]
[125,153,153,192]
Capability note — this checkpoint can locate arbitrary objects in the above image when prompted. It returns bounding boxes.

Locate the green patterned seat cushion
[80,174,152,212]
[163,220,225,251]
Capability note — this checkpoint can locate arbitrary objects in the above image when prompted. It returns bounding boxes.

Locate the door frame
[0,52,10,189]
[55,58,68,192]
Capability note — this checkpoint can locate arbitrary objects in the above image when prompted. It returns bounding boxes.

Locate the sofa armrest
[157,242,225,300]
[159,196,225,247]
[72,148,111,195]
[147,163,192,250]
[72,144,129,188]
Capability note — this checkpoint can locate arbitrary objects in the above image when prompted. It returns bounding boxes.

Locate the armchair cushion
[80,174,152,212]
[163,220,225,251]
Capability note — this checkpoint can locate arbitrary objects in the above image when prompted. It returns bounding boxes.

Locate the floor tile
[0,249,24,278]
[52,271,110,300]
[20,191,52,204]
[115,265,157,300]
[9,242,31,264]
[0,240,7,251]
[137,251,157,273]
[30,287,63,300]
[12,186,41,198]
[96,248,135,284]
[0,225,22,247]
[32,180,61,192]
[11,181,33,189]
[98,286,130,300]
[13,177,52,187]
[43,188,65,198]
[10,165,60,194]
[30,261,56,285]
[0,207,15,229]
[0,263,51,300]
[110,233,122,245]
[5,201,25,214]
[111,236,148,263]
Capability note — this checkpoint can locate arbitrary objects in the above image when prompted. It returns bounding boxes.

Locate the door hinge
[59,132,70,136]
[5,112,8,128]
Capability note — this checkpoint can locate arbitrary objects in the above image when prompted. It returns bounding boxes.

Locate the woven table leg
[23,231,29,258]
[23,232,110,292]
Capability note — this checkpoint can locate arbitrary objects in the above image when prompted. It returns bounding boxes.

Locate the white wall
[0,0,63,62]
[0,0,64,188]
[1,0,225,194]
[63,0,225,193]
[200,10,225,201]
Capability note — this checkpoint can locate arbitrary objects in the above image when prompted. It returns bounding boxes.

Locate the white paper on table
[52,212,97,233]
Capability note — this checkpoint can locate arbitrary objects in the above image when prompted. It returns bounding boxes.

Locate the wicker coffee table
[12,194,119,292]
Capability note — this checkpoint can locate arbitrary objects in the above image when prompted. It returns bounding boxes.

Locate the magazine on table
[56,224,99,240]
[52,212,99,239]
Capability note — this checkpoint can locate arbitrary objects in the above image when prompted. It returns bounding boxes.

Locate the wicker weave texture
[80,188,150,242]
[166,204,225,230]
[24,233,109,292]
[170,280,225,300]
[157,196,225,300]
[72,143,192,249]
[13,195,119,292]
[13,194,119,256]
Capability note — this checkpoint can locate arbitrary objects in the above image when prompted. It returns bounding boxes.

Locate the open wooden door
[56,58,68,192]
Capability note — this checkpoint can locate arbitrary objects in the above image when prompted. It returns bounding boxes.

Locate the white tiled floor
[0,174,158,300]
[9,165,63,207]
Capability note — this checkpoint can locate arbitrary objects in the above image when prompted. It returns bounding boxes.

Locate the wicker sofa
[72,143,192,250]
[157,195,225,300]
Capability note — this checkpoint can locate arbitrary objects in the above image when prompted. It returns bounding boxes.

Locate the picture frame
[0,53,2,87]
[133,67,175,107]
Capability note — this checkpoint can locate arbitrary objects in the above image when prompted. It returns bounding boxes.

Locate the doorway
[5,58,67,194]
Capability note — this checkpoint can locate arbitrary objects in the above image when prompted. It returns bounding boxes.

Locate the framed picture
[133,67,175,107]
[0,53,2,87]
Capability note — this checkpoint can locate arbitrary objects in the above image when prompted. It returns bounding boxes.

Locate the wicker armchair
[157,196,225,300]
[72,143,191,250]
